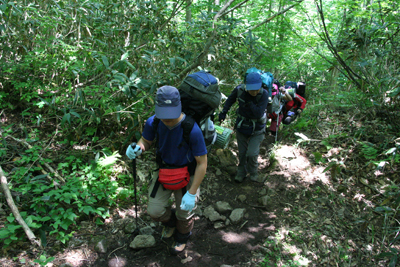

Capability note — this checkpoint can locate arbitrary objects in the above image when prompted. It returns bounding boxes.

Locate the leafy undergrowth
[0,90,399,266]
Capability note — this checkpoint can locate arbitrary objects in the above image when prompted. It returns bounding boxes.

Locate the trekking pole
[275,92,282,143]
[130,142,139,232]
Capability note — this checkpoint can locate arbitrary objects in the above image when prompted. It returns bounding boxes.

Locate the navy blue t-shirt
[142,115,207,166]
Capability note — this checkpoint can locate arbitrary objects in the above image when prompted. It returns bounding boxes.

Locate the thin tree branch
[220,0,251,17]
[176,0,236,80]
[315,0,365,89]
[0,166,41,247]
[7,135,65,184]
[247,1,304,32]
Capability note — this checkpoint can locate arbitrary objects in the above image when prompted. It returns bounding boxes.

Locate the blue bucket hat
[245,72,262,91]
[155,86,182,119]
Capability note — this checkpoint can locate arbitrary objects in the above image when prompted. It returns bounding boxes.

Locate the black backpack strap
[237,85,245,104]
[150,178,161,198]
[152,117,163,166]
[179,115,195,148]
[180,116,197,176]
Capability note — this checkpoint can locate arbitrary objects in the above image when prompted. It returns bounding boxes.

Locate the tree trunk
[186,0,192,22]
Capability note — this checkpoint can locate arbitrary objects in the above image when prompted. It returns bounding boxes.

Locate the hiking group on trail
[125,68,307,255]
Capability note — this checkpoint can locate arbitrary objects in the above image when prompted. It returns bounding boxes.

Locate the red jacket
[285,94,306,113]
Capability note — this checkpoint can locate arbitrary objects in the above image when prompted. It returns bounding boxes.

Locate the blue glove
[126,144,142,159]
[180,192,196,212]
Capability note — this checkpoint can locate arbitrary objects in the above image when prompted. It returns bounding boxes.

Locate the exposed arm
[188,154,207,195]
[220,87,239,117]
[137,137,152,152]
[280,87,292,101]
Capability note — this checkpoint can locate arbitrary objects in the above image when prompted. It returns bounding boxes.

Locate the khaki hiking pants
[147,170,199,237]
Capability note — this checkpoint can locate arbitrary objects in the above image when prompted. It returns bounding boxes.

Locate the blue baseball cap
[245,72,262,91]
[155,86,182,119]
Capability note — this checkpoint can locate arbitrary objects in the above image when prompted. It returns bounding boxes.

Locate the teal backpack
[245,67,274,98]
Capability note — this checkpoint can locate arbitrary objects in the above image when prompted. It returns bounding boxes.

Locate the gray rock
[204,206,226,222]
[124,221,137,234]
[258,195,270,206]
[214,222,225,229]
[139,226,154,235]
[130,235,156,249]
[237,195,247,202]
[259,188,268,196]
[215,168,222,176]
[68,237,85,248]
[94,239,108,253]
[214,201,233,213]
[216,149,238,167]
[229,208,245,224]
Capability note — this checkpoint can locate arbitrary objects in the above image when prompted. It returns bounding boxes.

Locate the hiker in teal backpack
[126,86,207,254]
[218,71,269,183]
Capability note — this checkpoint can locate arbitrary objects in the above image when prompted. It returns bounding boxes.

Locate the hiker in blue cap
[218,71,269,183]
[126,86,207,254]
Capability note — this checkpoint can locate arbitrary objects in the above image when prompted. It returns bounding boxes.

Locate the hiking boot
[234,174,245,183]
[161,226,175,239]
[170,241,186,255]
[250,173,265,183]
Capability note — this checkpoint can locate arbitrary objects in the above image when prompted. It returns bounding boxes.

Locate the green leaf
[389,255,398,267]
[0,229,10,238]
[60,220,71,230]
[40,216,51,222]
[67,212,78,221]
[7,215,15,223]
[141,55,152,62]
[121,52,129,61]
[375,206,393,213]
[41,195,51,201]
[70,112,81,118]
[81,206,94,215]
[385,147,396,155]
[95,218,104,225]
[124,60,135,70]
[102,55,109,68]
[62,113,71,125]
[388,87,400,97]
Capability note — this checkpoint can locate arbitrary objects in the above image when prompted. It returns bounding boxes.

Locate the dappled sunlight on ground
[63,247,97,267]
[219,231,255,244]
[107,256,127,267]
[273,144,330,185]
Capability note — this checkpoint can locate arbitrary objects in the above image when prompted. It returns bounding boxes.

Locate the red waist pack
[158,166,190,190]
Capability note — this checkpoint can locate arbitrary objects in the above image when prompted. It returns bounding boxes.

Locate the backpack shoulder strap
[237,84,246,103]
[180,115,195,148]
[152,117,161,147]
[152,117,162,166]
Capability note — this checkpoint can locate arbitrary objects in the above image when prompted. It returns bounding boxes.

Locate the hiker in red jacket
[282,86,307,125]
[267,83,292,135]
